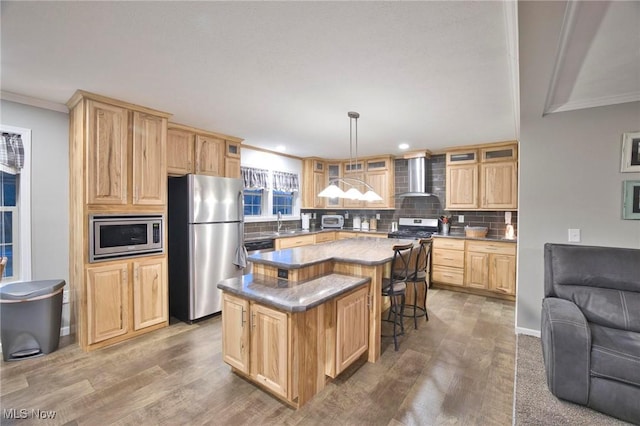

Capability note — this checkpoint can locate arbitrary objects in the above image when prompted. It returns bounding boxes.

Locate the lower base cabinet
[221,284,370,407]
[330,285,369,377]
[432,238,516,298]
[85,256,168,349]
[222,293,290,399]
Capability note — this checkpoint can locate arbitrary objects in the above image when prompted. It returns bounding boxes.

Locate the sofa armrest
[541,297,591,404]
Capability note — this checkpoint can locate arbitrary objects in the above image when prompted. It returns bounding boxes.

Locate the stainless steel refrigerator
[168,174,245,322]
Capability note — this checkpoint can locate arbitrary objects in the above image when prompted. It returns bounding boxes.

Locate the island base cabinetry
[221,284,370,408]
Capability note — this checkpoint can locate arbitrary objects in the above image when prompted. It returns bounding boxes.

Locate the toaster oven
[321,214,344,229]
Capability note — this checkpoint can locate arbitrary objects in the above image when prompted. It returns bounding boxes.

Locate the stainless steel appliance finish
[168,174,244,322]
[89,214,163,262]
[243,239,275,274]
[394,156,434,198]
[388,217,439,239]
[321,214,344,229]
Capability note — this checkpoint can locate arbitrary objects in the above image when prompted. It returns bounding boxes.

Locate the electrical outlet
[376,213,381,220]
[344,212,349,219]
[458,215,464,223]
[568,229,581,243]
[62,291,70,304]
[312,213,316,219]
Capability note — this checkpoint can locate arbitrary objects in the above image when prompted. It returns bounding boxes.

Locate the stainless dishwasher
[243,238,275,274]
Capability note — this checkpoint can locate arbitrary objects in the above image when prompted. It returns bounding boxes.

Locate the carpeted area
[514,334,631,425]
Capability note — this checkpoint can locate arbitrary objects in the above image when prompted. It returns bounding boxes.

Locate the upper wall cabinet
[86,100,129,205]
[70,91,170,208]
[167,123,243,179]
[445,142,518,211]
[302,159,326,209]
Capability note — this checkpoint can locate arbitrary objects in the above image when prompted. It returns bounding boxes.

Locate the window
[240,156,301,222]
[244,189,263,216]
[0,126,31,283]
[1,172,16,277]
[272,191,294,215]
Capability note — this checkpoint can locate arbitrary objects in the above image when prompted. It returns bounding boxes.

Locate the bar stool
[382,242,413,351]
[402,238,432,329]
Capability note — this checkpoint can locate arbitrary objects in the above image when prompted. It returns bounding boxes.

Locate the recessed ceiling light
[398,143,410,150]
[275,145,286,152]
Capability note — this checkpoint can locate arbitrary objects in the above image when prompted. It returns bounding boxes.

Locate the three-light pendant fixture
[317,111,383,202]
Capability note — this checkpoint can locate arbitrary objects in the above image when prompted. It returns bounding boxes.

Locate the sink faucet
[277,211,282,233]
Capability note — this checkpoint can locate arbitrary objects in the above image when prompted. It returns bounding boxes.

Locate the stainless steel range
[387,217,439,239]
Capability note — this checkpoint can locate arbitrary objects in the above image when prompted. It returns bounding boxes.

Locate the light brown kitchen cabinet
[275,234,315,250]
[195,135,224,176]
[86,100,129,205]
[480,162,518,209]
[132,112,167,205]
[446,164,479,209]
[166,128,195,175]
[85,99,167,207]
[464,251,490,289]
[68,90,172,352]
[222,293,250,373]
[325,163,342,208]
[224,140,242,178]
[302,159,326,209]
[167,123,243,178]
[445,142,518,211]
[250,303,290,398]
[464,240,516,295]
[221,296,290,398]
[334,285,369,376]
[431,238,465,287]
[490,253,516,294]
[132,257,168,330]
[433,237,516,298]
[365,171,389,207]
[86,263,129,345]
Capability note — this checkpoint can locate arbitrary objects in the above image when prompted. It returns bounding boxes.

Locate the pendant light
[317,112,383,202]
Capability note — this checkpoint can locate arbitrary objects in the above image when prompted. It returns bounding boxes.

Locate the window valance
[241,166,269,190]
[272,171,300,193]
[0,133,24,175]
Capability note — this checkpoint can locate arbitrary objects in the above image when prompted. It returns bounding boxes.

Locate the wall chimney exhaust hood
[394,156,433,197]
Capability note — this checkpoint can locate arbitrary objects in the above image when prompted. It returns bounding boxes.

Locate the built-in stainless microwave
[90,214,164,262]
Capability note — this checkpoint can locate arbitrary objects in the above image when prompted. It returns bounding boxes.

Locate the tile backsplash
[252,154,517,239]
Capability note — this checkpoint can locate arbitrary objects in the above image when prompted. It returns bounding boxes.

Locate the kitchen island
[217,237,414,407]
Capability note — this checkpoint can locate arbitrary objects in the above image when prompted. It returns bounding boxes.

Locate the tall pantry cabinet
[67,91,171,351]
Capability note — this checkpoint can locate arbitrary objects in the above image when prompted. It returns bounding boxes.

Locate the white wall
[517,1,640,333]
[0,99,71,332]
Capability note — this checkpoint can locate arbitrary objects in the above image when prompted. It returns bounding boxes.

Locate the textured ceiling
[1,2,637,159]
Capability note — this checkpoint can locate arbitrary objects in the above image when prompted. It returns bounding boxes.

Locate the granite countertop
[217,273,371,312]
[249,237,416,269]
[432,233,518,243]
[244,228,388,242]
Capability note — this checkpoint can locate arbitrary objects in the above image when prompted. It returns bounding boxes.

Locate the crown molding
[545,91,640,115]
[0,91,68,113]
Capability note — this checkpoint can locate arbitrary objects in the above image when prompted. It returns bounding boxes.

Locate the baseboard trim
[516,327,541,337]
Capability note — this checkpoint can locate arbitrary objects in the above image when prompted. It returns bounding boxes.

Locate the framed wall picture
[621,131,640,172]
[622,180,640,219]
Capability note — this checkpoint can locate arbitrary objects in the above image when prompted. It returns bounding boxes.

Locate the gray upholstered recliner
[541,243,640,424]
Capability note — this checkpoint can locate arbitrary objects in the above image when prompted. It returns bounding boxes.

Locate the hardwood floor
[0,289,515,425]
